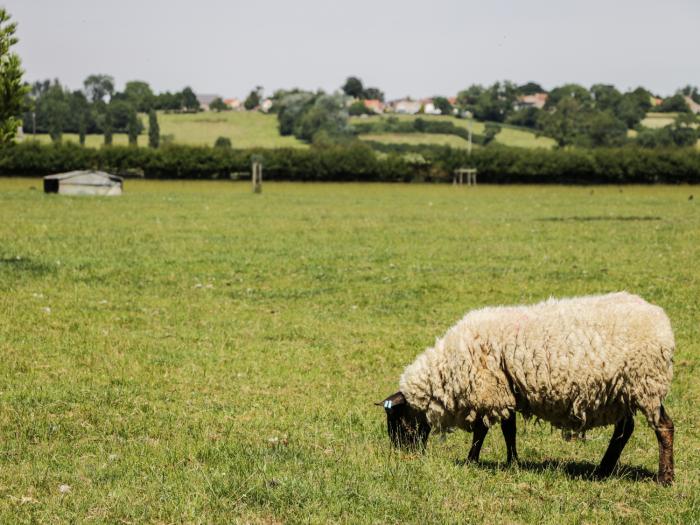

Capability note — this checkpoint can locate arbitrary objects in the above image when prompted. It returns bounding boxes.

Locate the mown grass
[359,132,474,149]
[0,179,699,524]
[21,112,307,149]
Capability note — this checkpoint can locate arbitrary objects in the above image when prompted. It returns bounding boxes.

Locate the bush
[214,136,232,149]
[1,141,699,184]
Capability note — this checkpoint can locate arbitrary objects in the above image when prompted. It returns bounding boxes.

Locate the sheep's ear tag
[377,392,406,410]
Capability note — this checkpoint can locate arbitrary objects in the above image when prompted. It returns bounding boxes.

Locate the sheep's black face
[380,392,430,450]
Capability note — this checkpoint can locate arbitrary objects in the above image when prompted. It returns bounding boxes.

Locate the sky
[5,0,700,100]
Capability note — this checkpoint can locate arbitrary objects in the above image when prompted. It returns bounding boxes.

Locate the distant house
[260,98,274,113]
[420,98,442,115]
[224,98,242,111]
[196,94,221,111]
[390,98,422,114]
[363,99,385,114]
[650,96,663,107]
[43,171,123,196]
[683,96,700,114]
[516,93,548,110]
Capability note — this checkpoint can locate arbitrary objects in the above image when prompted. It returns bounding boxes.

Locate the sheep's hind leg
[654,405,674,486]
[594,415,634,479]
[467,420,489,462]
[501,412,518,464]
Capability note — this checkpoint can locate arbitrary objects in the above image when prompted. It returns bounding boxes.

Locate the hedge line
[1,141,699,183]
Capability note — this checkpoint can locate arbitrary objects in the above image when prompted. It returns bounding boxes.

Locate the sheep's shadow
[456,458,656,482]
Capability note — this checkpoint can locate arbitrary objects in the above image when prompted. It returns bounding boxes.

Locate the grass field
[1,180,699,523]
[20,111,308,149]
[351,114,556,149]
[359,132,473,149]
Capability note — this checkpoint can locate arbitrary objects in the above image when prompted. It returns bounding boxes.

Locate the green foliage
[432,96,453,115]
[214,136,232,148]
[244,86,263,111]
[209,97,229,112]
[276,92,351,143]
[518,81,546,95]
[545,84,593,109]
[2,141,699,184]
[83,74,114,104]
[0,8,29,144]
[483,122,502,145]
[456,82,518,122]
[123,80,155,112]
[348,100,373,116]
[362,87,384,102]
[507,107,541,129]
[181,87,200,112]
[148,109,159,148]
[342,76,364,98]
[126,111,143,146]
[636,114,698,148]
[656,94,691,113]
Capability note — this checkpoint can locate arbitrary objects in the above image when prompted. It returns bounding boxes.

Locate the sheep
[379,292,675,485]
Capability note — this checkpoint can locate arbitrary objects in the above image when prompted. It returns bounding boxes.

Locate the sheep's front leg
[501,412,518,464]
[654,405,674,486]
[467,420,489,462]
[595,415,634,479]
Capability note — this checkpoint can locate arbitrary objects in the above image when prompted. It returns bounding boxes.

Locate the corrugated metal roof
[44,170,123,186]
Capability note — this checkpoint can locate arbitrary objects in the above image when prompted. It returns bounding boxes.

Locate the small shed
[43,171,123,196]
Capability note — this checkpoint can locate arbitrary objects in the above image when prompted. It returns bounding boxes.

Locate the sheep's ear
[376,391,406,410]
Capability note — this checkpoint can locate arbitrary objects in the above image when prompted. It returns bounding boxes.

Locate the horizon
[5,0,699,100]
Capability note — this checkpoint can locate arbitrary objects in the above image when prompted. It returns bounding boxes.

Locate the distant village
[195,92,700,116]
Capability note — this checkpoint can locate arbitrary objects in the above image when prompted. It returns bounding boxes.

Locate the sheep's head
[378,392,430,450]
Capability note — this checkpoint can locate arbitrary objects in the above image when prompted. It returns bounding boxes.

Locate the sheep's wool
[399,293,674,432]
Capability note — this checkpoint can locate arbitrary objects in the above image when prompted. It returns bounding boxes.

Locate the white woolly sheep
[379,292,675,485]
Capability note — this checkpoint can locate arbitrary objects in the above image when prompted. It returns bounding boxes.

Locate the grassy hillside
[1,180,699,523]
[20,111,308,149]
[351,114,556,149]
[359,132,473,149]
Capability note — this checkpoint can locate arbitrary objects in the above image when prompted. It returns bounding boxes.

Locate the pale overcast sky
[5,0,699,99]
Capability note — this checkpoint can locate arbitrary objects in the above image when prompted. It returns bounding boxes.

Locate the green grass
[351,114,556,149]
[641,113,678,129]
[20,111,308,149]
[1,180,699,523]
[359,132,474,149]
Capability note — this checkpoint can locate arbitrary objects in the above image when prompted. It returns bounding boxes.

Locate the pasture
[0,179,699,523]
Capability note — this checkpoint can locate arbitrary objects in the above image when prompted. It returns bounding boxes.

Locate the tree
[68,90,90,145]
[483,123,502,145]
[538,97,586,147]
[657,94,690,113]
[362,87,384,101]
[44,81,69,142]
[507,107,541,128]
[244,86,263,110]
[181,87,200,112]
[124,80,155,112]
[680,85,700,104]
[348,100,372,116]
[518,82,546,95]
[342,76,364,98]
[209,97,229,112]
[545,84,592,109]
[83,74,114,104]
[148,109,159,148]
[590,84,622,112]
[126,110,142,146]
[432,96,453,115]
[0,8,29,144]
[615,90,650,128]
[579,110,627,147]
[103,107,113,146]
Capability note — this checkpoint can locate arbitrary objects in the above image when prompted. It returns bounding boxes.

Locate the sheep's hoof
[592,466,614,480]
[656,473,674,486]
